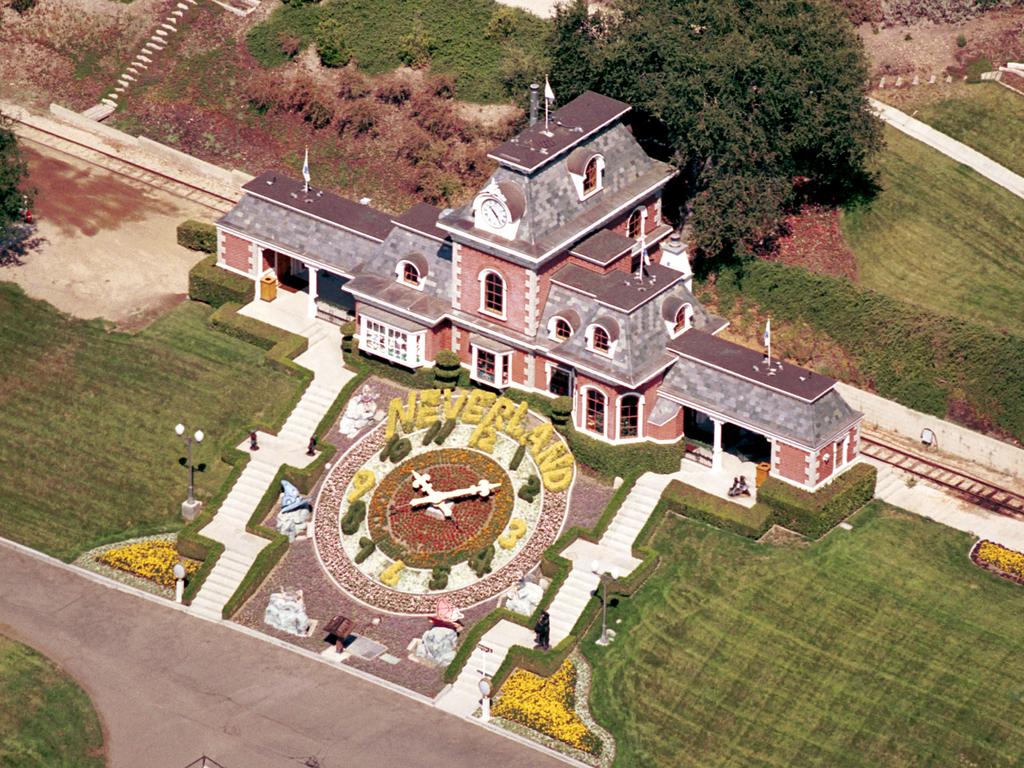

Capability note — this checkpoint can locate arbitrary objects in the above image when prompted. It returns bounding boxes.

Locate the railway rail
[861,435,1024,518]
[12,118,237,214]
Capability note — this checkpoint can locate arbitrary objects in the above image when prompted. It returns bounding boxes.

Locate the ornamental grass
[98,539,199,586]
[493,659,601,755]
[975,540,1024,580]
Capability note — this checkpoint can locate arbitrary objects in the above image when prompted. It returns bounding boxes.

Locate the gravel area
[565,470,616,533]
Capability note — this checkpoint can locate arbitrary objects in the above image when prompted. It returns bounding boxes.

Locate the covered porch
[258,248,354,325]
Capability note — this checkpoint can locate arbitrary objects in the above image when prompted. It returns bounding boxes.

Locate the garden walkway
[870,98,1024,200]
[189,292,353,620]
[436,472,673,718]
[0,540,560,768]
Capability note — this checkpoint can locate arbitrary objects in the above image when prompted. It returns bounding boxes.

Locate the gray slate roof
[659,355,860,449]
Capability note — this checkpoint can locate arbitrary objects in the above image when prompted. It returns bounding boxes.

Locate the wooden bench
[324,614,354,653]
[684,443,713,467]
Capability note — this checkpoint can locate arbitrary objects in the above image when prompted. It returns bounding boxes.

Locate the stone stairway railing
[187,317,350,621]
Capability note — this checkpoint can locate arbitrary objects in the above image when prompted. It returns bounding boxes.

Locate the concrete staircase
[546,568,601,645]
[186,309,351,621]
[600,474,674,553]
[436,623,535,716]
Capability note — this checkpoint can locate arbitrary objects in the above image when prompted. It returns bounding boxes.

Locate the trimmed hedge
[715,261,1024,442]
[662,480,772,538]
[189,255,253,308]
[758,462,877,539]
[177,219,217,253]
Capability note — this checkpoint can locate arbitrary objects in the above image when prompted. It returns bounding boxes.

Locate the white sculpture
[263,589,311,636]
[504,581,545,617]
[276,479,312,541]
[415,626,458,666]
[339,387,380,438]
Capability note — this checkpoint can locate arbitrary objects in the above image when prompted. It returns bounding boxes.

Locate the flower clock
[313,389,573,614]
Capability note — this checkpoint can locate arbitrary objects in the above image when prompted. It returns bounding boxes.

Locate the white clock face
[479,197,510,229]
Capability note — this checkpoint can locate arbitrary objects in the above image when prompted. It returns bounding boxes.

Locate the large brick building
[215,91,862,490]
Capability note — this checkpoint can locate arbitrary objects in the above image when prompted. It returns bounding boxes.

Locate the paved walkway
[872,460,1024,550]
[0,541,560,768]
[870,98,1024,200]
[190,291,353,620]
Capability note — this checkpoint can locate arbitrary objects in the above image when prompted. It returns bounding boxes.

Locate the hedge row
[189,255,253,308]
[716,261,1024,442]
[177,219,217,253]
[662,480,773,538]
[759,462,877,539]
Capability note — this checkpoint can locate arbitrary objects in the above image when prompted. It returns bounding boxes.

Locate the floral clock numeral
[518,475,541,503]
[347,469,377,502]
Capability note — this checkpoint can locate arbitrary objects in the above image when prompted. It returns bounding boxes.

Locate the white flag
[763,318,771,348]
[544,76,555,103]
[302,147,311,189]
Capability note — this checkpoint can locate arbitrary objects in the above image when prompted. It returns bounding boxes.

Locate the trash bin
[756,461,771,487]
[260,273,278,302]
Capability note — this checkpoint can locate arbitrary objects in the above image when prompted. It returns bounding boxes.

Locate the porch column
[307,266,319,319]
[711,418,723,470]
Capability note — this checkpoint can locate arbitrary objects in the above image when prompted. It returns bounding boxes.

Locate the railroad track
[861,435,1024,518]
[12,119,237,214]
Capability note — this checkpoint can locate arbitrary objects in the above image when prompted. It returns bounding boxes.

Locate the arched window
[402,262,420,286]
[553,317,572,341]
[481,271,505,316]
[626,208,644,240]
[583,157,600,194]
[585,389,606,435]
[674,304,691,335]
[619,394,640,439]
[591,325,610,354]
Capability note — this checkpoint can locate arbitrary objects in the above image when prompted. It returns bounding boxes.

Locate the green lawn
[841,126,1024,336]
[0,284,300,561]
[911,84,1024,179]
[246,0,550,103]
[584,503,1024,767]
[0,636,105,768]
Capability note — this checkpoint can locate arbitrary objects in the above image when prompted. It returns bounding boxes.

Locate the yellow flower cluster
[976,540,1024,579]
[98,540,199,586]
[493,659,600,754]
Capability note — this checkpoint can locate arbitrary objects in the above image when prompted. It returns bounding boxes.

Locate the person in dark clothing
[534,611,551,650]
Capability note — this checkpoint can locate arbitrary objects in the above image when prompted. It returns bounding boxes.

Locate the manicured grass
[912,84,1024,178]
[246,0,550,103]
[0,284,300,561]
[0,635,105,768]
[584,503,1024,767]
[841,126,1024,336]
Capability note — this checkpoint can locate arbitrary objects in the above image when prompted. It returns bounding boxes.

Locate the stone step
[188,603,222,622]
[160,23,177,31]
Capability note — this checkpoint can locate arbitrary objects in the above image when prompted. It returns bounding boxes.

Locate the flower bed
[313,419,569,613]
[971,540,1024,583]
[96,538,199,587]
[493,656,603,757]
[368,448,514,568]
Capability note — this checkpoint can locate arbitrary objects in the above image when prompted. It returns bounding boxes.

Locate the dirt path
[3,141,216,330]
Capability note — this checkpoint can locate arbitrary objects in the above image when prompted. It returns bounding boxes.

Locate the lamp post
[176,423,205,521]
[173,562,187,604]
[591,559,620,646]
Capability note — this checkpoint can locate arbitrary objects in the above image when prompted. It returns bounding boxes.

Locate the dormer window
[480,270,506,318]
[627,207,646,240]
[662,296,693,338]
[583,157,599,194]
[403,262,420,286]
[674,304,692,335]
[546,310,579,343]
[586,316,619,356]
[592,326,610,353]
[553,318,572,340]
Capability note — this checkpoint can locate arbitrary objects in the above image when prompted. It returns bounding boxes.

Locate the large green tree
[550,0,881,261]
[0,113,33,264]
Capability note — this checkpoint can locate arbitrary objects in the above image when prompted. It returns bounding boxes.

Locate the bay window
[359,315,425,367]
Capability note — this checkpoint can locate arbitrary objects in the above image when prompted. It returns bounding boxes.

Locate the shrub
[355,536,375,564]
[278,32,303,59]
[376,78,413,105]
[956,32,967,48]
[340,321,355,354]
[518,475,541,502]
[662,480,771,538]
[469,545,495,577]
[11,0,36,13]
[550,396,573,426]
[509,444,526,471]
[759,462,877,539]
[337,100,378,137]
[315,17,350,68]
[177,220,217,253]
[429,565,451,590]
[341,500,366,535]
[398,27,435,68]
[415,167,462,206]
[304,101,333,129]
[433,349,462,387]
[188,255,252,308]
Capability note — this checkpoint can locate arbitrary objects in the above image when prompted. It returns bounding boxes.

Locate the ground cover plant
[0,283,300,560]
[97,538,199,586]
[0,635,104,768]
[583,502,1024,767]
[841,126,1024,337]
[246,0,549,103]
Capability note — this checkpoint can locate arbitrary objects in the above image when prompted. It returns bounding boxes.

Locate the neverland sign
[385,389,575,492]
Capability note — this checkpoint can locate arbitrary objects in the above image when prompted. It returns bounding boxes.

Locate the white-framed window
[618,393,642,439]
[672,304,692,336]
[548,315,574,341]
[586,324,614,357]
[359,315,425,367]
[626,206,646,240]
[582,387,607,437]
[397,260,423,289]
[546,362,574,397]
[479,270,507,319]
[568,153,605,200]
[471,345,511,387]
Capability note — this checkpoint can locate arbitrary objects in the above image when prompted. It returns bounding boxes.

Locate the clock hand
[410,479,501,507]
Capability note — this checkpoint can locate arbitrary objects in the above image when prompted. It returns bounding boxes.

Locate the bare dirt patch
[3,142,214,329]
[764,205,858,281]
